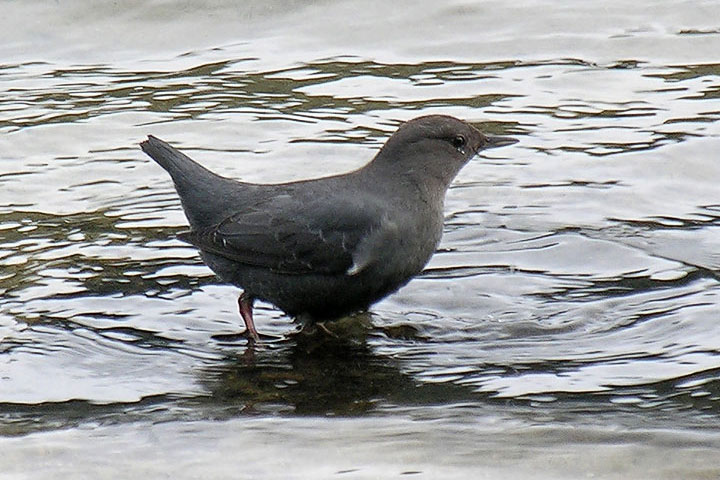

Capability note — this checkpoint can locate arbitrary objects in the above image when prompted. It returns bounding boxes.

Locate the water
[2,0,720,478]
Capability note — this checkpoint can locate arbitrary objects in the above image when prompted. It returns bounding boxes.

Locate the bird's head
[370,115,515,188]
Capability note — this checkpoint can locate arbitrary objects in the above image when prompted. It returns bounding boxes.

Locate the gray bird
[141,115,515,340]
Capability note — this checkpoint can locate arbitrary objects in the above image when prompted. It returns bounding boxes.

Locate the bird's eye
[450,135,466,150]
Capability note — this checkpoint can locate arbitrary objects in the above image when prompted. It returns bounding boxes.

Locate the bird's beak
[484,135,518,149]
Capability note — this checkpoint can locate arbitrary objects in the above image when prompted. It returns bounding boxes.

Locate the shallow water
[2,0,720,478]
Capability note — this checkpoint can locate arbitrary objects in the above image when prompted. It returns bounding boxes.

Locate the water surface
[2,1,720,478]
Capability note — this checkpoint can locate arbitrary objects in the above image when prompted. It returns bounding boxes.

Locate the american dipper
[141,115,514,340]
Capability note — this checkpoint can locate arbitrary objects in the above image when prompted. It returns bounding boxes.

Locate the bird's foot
[316,321,340,339]
[238,293,260,342]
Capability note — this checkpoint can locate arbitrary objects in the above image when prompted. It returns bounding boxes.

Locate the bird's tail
[140,135,220,190]
[140,135,239,229]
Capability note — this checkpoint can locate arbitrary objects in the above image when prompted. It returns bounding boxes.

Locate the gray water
[2,1,720,478]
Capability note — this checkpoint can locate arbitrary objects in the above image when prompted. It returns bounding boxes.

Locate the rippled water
[2,1,720,478]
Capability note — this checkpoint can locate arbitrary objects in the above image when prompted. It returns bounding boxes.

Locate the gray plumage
[141,115,514,337]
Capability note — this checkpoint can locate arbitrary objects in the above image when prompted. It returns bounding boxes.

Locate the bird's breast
[370,205,444,279]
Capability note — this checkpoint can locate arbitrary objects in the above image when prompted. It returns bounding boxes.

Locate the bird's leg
[238,293,260,341]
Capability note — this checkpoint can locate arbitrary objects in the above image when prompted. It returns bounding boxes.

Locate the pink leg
[238,293,260,341]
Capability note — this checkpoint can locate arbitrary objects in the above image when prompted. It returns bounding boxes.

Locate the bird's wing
[178,196,386,276]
